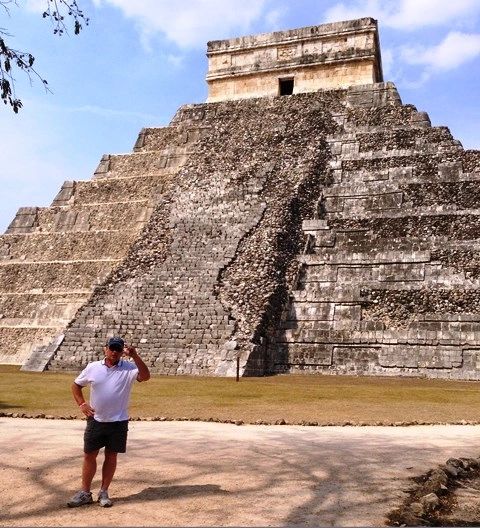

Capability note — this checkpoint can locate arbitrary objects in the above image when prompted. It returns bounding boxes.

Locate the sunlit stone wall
[206,18,383,102]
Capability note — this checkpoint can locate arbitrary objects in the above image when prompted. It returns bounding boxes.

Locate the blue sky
[1,0,480,232]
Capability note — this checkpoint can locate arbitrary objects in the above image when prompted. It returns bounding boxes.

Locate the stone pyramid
[2,18,480,378]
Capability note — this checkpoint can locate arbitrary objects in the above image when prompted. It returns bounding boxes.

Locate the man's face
[105,345,123,364]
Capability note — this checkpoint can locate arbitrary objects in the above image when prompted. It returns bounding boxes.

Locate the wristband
[79,402,88,407]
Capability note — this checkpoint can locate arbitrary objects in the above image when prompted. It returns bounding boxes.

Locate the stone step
[329,211,480,243]
[170,103,218,126]
[330,142,462,162]
[70,175,170,205]
[341,102,430,131]
[291,285,363,303]
[401,180,480,210]
[284,301,336,321]
[323,166,480,195]
[134,124,211,153]
[314,232,480,253]
[324,190,403,215]
[0,326,60,364]
[330,161,470,186]
[327,129,459,160]
[15,202,151,234]
[300,262,427,284]
[300,250,430,266]
[0,230,138,261]
[302,219,330,232]
[272,344,475,376]
[335,153,464,183]
[300,263,475,287]
[0,260,120,294]
[0,292,89,322]
[328,206,480,222]
[327,125,452,144]
[323,178,480,216]
[342,114,432,133]
[326,203,463,221]
[21,334,65,372]
[0,322,67,328]
[303,209,480,235]
[292,280,480,302]
[318,235,480,254]
[9,180,165,235]
[46,360,83,371]
[323,182,400,197]
[93,150,192,180]
[305,221,480,255]
[0,257,119,266]
[52,178,164,206]
[280,316,480,334]
[278,320,480,347]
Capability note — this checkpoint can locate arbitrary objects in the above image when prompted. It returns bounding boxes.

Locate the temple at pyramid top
[206,17,383,102]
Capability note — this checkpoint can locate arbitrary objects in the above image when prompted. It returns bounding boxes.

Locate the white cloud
[24,0,45,13]
[380,47,394,78]
[401,31,480,71]
[166,54,184,69]
[93,0,274,48]
[67,104,157,121]
[387,0,480,30]
[264,6,288,30]
[324,0,383,25]
[324,0,480,30]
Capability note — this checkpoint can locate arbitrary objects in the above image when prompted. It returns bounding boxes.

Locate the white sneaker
[98,489,113,507]
[67,490,93,508]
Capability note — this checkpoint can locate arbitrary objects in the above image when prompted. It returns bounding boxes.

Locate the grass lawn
[1,365,480,424]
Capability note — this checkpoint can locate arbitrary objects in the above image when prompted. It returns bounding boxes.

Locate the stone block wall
[6,78,480,380]
[272,84,480,379]
[0,117,198,364]
[207,18,382,101]
[48,91,341,375]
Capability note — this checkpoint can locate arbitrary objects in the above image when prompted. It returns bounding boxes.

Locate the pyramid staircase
[46,95,328,376]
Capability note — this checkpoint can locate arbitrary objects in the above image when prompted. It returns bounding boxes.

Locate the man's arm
[125,346,151,382]
[71,382,95,417]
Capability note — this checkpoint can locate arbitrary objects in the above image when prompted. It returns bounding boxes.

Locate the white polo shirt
[75,359,139,422]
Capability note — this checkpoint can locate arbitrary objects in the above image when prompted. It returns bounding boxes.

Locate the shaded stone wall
[273,84,480,379]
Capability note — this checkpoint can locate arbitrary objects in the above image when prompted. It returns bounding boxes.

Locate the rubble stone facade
[1,19,480,378]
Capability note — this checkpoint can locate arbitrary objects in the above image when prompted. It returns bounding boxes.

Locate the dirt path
[1,418,479,526]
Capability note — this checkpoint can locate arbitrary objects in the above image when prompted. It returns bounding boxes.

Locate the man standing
[67,336,150,508]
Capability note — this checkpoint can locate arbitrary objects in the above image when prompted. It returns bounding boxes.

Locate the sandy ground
[1,418,479,527]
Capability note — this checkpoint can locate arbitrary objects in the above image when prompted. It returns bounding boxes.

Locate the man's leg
[82,450,100,491]
[67,450,99,507]
[101,448,118,491]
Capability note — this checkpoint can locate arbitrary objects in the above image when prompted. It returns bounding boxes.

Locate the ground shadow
[2,421,480,526]
[0,401,22,409]
[117,484,229,503]
[0,454,80,522]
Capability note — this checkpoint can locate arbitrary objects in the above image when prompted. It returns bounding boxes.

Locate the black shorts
[84,418,129,453]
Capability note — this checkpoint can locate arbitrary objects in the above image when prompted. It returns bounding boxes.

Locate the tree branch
[0,0,89,112]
